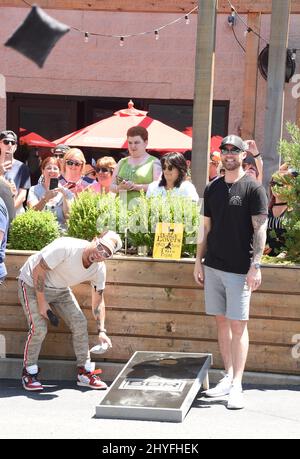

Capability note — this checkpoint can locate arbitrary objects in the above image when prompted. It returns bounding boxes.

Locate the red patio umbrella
[183,127,222,154]
[19,128,56,148]
[54,101,192,152]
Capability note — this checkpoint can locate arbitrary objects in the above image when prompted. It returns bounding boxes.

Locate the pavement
[0,376,300,439]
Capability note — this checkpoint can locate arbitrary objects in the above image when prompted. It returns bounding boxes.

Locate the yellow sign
[153,223,184,260]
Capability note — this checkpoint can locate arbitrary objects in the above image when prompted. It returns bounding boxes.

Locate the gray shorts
[204,265,252,321]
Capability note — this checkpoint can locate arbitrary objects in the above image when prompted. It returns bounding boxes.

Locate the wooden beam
[262,0,291,190]
[241,12,261,139]
[2,0,300,14]
[191,0,217,196]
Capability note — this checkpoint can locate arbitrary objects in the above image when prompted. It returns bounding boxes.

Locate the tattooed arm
[91,288,112,347]
[32,257,51,319]
[247,214,268,291]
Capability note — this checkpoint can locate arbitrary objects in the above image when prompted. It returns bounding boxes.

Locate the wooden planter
[1,250,300,375]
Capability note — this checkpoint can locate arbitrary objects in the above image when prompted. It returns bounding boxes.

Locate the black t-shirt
[203,175,268,274]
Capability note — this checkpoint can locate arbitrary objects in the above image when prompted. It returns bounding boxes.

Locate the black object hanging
[258,45,296,83]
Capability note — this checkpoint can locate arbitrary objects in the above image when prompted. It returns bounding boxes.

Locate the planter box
[1,250,300,375]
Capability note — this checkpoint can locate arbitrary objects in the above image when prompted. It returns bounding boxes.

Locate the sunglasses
[66,160,83,167]
[162,164,175,171]
[96,167,111,173]
[95,241,112,259]
[2,139,16,146]
[54,153,65,158]
[220,147,242,155]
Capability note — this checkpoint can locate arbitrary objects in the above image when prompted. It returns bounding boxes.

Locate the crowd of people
[0,125,297,408]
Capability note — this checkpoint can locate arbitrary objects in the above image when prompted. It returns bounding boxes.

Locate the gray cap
[54,144,70,153]
[0,130,17,142]
[220,135,245,151]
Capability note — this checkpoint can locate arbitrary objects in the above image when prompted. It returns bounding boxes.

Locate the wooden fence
[1,251,300,374]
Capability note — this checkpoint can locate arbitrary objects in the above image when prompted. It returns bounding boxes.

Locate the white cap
[96,230,122,255]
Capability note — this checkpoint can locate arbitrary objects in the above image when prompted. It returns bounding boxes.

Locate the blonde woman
[89,157,117,194]
[60,148,94,195]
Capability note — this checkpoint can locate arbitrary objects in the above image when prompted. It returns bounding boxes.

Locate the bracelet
[98,328,107,333]
[253,153,261,158]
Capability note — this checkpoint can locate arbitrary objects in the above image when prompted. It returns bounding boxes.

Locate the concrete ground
[0,378,299,439]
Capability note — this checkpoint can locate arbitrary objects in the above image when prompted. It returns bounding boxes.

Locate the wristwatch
[251,262,261,269]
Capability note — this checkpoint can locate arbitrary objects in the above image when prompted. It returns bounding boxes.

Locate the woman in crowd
[59,148,94,195]
[27,157,73,231]
[265,172,290,256]
[110,126,161,204]
[89,156,117,194]
[146,152,199,201]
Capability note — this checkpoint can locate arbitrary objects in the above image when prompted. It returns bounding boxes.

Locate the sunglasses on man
[54,153,65,158]
[2,139,16,146]
[66,160,83,167]
[270,181,284,188]
[95,241,113,259]
[220,147,242,155]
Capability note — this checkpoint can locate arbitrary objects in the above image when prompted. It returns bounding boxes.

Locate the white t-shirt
[146,180,199,202]
[19,237,106,290]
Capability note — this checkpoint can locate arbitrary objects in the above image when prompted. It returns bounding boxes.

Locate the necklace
[225,181,235,195]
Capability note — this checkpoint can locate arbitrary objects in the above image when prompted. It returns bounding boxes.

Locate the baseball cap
[0,130,17,142]
[96,230,122,255]
[220,135,245,151]
[54,144,70,154]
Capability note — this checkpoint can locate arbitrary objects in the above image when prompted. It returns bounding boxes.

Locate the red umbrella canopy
[19,128,55,148]
[182,127,222,154]
[54,101,192,152]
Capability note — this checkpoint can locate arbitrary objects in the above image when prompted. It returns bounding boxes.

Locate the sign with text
[153,223,184,260]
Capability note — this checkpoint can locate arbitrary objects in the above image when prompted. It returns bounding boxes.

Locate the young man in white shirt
[18,230,122,391]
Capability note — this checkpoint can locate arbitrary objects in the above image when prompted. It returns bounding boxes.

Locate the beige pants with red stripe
[18,280,90,368]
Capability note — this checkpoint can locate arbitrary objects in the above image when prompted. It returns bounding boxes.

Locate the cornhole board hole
[95,351,212,422]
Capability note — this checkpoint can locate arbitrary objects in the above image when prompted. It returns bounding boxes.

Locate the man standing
[194,135,268,410]
[18,230,122,391]
[0,196,9,285]
[0,130,31,215]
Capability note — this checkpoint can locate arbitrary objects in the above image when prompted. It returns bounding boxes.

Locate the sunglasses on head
[66,160,83,167]
[220,146,242,155]
[96,167,111,173]
[3,139,16,146]
[54,153,65,158]
[162,164,175,171]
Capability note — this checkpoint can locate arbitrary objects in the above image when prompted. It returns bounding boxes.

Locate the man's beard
[222,158,241,171]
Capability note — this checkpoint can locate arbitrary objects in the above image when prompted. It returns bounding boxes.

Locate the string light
[185,15,190,25]
[155,30,160,41]
[84,32,89,43]
[119,37,124,47]
[227,8,236,27]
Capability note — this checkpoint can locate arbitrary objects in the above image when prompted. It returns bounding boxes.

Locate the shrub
[127,192,200,257]
[9,209,60,251]
[278,122,300,263]
[67,190,123,241]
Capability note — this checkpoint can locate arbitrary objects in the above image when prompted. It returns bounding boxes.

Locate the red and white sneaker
[22,367,44,391]
[77,367,107,390]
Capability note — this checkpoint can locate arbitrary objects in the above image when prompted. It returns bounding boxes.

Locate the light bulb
[155,30,159,40]
[120,37,124,47]
[84,32,89,43]
[185,15,190,25]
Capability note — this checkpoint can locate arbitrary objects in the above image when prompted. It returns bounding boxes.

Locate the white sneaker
[204,374,232,398]
[227,385,245,410]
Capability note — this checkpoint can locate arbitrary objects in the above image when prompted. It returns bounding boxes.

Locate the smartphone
[116,176,127,184]
[49,178,59,190]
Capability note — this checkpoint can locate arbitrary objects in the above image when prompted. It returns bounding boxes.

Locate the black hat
[220,135,245,151]
[0,130,17,142]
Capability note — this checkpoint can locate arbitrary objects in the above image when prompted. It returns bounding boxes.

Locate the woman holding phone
[27,157,73,231]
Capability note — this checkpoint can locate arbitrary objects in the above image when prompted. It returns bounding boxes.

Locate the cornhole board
[95,351,212,422]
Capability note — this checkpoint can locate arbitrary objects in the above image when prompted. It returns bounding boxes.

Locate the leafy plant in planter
[128,192,200,257]
[8,209,60,251]
[277,122,300,263]
[67,190,123,241]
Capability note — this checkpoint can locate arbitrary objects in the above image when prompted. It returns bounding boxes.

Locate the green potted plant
[8,209,60,251]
